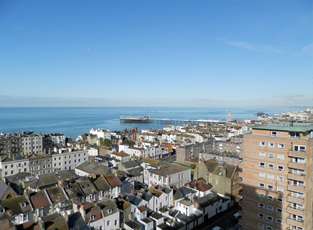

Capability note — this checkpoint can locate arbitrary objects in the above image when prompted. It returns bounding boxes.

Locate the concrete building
[21,131,43,155]
[240,122,313,230]
[176,142,214,164]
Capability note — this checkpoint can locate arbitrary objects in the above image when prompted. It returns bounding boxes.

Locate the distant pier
[120,115,222,124]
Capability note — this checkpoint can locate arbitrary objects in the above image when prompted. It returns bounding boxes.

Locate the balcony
[288,150,306,157]
[287,184,305,193]
[288,161,306,170]
[287,195,305,205]
[287,205,305,216]
[287,172,305,181]
[286,217,304,228]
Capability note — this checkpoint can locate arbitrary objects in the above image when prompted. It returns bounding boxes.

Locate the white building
[90,128,111,140]
[148,163,191,188]
[50,133,66,148]
[52,149,88,171]
[21,133,43,155]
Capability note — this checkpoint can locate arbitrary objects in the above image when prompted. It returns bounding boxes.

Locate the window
[268,185,273,191]
[294,145,306,152]
[277,176,283,182]
[269,143,274,148]
[258,223,264,229]
[259,162,265,168]
[276,208,282,214]
[267,205,273,211]
[260,141,266,146]
[259,152,265,157]
[267,195,273,201]
[277,187,283,193]
[258,203,264,209]
[268,174,274,180]
[258,213,264,219]
[267,216,273,222]
[115,220,118,226]
[259,172,265,178]
[90,215,95,220]
[277,198,283,204]
[259,193,265,198]
[277,154,284,160]
[276,219,282,225]
[268,153,274,159]
[278,143,284,149]
[259,183,265,189]
[268,164,274,169]
[278,165,284,171]
[266,226,273,230]
[271,131,277,137]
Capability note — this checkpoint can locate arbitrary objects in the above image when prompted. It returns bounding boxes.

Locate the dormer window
[20,202,27,208]
[108,209,112,214]
[90,215,95,221]
[0,208,5,213]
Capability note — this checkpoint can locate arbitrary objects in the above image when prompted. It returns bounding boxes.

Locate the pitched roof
[78,179,98,195]
[104,174,123,187]
[188,179,212,192]
[0,180,9,199]
[30,190,51,209]
[29,173,59,189]
[1,194,32,214]
[205,161,238,178]
[137,205,146,213]
[46,187,67,204]
[76,161,111,175]
[93,176,111,191]
[149,162,189,177]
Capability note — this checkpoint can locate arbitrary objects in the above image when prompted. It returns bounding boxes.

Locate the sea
[0,107,299,139]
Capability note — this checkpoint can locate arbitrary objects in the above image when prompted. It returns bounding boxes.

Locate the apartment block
[240,122,313,230]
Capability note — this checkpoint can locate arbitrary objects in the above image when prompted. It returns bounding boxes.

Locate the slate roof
[141,217,152,224]
[54,170,80,181]
[140,192,153,202]
[30,190,51,209]
[29,173,59,189]
[93,176,111,191]
[125,220,141,229]
[195,193,222,209]
[84,205,102,223]
[68,212,90,230]
[78,179,97,195]
[75,161,111,175]
[178,187,196,197]
[97,199,118,217]
[205,161,238,178]
[128,194,143,206]
[122,160,141,169]
[149,188,163,198]
[0,180,9,199]
[41,213,68,230]
[150,212,163,220]
[1,194,32,214]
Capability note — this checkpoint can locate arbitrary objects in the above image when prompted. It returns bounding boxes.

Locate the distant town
[0,108,312,230]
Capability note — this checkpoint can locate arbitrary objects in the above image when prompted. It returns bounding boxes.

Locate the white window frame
[277,186,283,193]
[277,154,284,160]
[259,183,265,189]
[258,213,264,219]
[259,172,265,178]
[260,141,266,146]
[277,198,283,204]
[258,203,265,209]
[259,162,265,168]
[259,152,265,157]
[278,143,284,149]
[278,165,284,171]
[267,195,273,201]
[271,131,277,137]
[268,143,274,148]
[266,215,273,222]
[259,193,265,198]
[268,185,274,191]
[268,163,274,169]
[267,174,274,180]
[268,153,274,159]
[258,223,264,229]
[276,219,282,225]
[267,205,273,211]
[277,176,284,182]
[276,208,282,214]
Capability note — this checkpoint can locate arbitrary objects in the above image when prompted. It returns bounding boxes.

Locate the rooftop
[150,162,189,177]
[253,122,313,132]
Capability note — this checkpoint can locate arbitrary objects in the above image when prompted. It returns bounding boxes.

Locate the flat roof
[253,122,313,132]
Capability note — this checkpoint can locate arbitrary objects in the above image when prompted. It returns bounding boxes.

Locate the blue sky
[0,0,312,107]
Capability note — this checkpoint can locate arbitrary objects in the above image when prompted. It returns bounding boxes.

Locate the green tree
[99,138,112,147]
[123,139,135,147]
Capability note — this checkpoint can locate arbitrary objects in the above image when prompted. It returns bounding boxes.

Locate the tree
[123,139,135,147]
[99,138,111,147]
